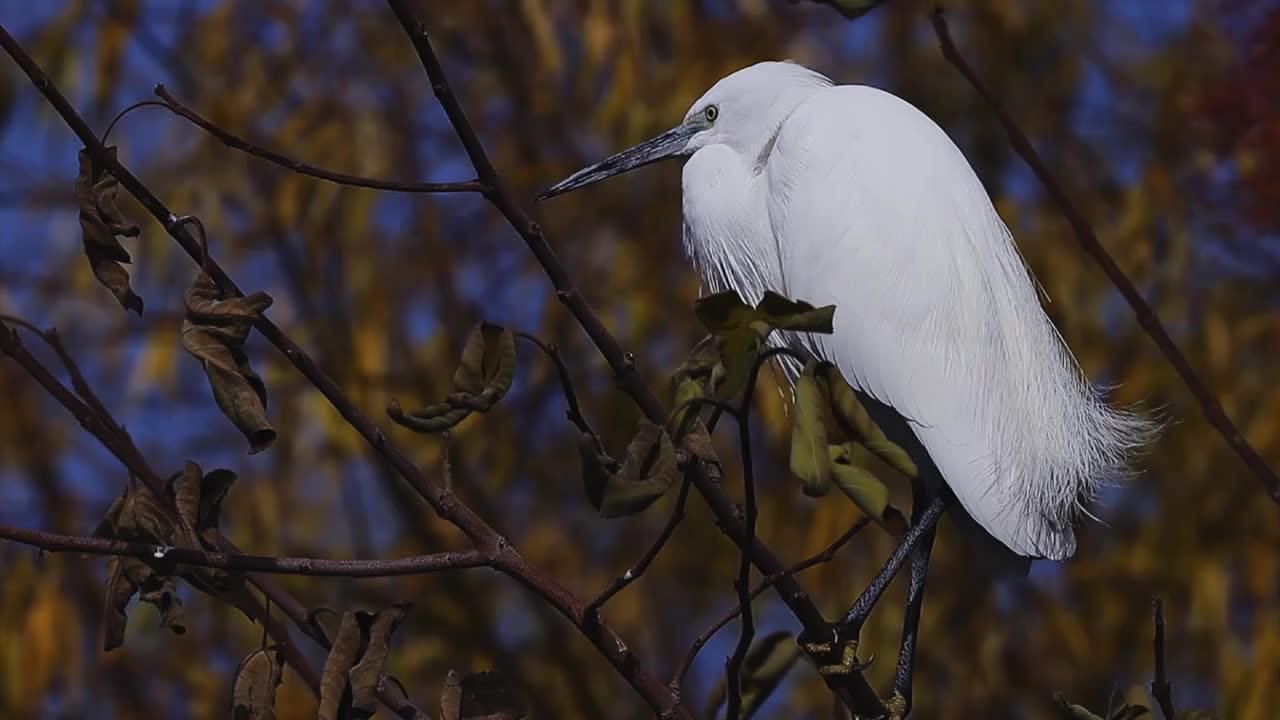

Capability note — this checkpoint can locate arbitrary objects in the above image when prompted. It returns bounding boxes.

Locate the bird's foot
[800,625,872,677]
[884,691,908,720]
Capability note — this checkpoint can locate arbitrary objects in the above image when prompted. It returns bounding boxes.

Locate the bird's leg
[806,493,949,680]
[888,507,938,717]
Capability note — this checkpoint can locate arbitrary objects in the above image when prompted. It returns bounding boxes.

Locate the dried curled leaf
[440,670,463,720]
[790,363,831,497]
[318,603,413,720]
[182,273,276,454]
[103,556,184,651]
[583,420,678,518]
[348,603,411,715]
[669,335,717,432]
[389,323,516,433]
[97,463,246,650]
[232,645,285,720]
[829,443,890,521]
[76,147,143,315]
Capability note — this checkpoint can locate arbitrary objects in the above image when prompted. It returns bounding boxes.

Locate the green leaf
[829,443,890,520]
[1052,693,1105,720]
[596,420,677,518]
[790,363,831,497]
[823,365,918,478]
[232,645,285,720]
[389,323,516,432]
[181,273,277,454]
[76,147,144,315]
[1109,705,1150,720]
[754,291,835,333]
[694,291,758,334]
[738,631,802,719]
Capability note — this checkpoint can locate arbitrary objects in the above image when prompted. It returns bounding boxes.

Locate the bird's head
[537,61,831,201]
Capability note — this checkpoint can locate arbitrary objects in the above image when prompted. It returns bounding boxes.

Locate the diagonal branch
[0,524,490,577]
[152,84,484,194]
[673,516,872,690]
[0,22,684,720]
[379,2,884,713]
[930,7,1280,503]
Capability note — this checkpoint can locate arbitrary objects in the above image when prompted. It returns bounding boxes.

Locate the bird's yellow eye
[704,105,719,123]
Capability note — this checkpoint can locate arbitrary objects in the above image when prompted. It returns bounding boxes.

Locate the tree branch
[1150,597,1176,720]
[930,7,1280,503]
[0,524,489,577]
[378,2,884,713]
[672,517,872,690]
[152,84,484,194]
[0,22,684,719]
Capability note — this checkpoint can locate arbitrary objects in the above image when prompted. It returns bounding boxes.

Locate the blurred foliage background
[0,0,1278,718]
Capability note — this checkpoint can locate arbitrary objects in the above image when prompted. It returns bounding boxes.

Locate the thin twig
[724,406,758,720]
[931,7,1280,503]
[0,23,681,719]
[673,517,872,690]
[0,314,118,428]
[152,84,485,195]
[515,330,594,437]
[0,316,323,695]
[1151,598,1176,719]
[584,473,694,621]
[0,524,490,577]
[379,4,884,714]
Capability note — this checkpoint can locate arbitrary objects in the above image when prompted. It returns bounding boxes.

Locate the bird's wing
[765,85,1146,559]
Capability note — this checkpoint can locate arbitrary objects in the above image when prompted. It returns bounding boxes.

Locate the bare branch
[673,517,872,690]
[0,524,490,577]
[930,6,1280,503]
[0,22,683,719]
[378,2,884,712]
[515,331,595,437]
[153,84,485,195]
[1151,598,1176,719]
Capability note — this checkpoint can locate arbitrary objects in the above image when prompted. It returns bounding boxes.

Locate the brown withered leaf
[588,420,677,518]
[76,147,143,315]
[389,323,516,433]
[457,671,525,720]
[97,464,248,649]
[232,645,285,720]
[103,556,185,651]
[182,272,276,454]
[318,603,413,720]
[441,670,463,720]
[318,611,362,720]
[348,602,412,715]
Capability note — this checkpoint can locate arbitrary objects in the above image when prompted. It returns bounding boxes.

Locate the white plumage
[543,61,1154,561]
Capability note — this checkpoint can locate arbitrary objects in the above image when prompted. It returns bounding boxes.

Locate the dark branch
[377,5,884,712]
[673,517,872,690]
[931,7,1280,504]
[153,84,485,194]
[1150,598,1176,719]
[584,473,694,622]
[0,21,680,719]
[515,331,595,437]
[0,524,490,577]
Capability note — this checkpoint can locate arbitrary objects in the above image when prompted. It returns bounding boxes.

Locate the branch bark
[0,524,489,577]
[379,2,885,713]
[0,21,685,720]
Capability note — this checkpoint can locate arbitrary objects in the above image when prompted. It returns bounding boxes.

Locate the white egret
[540,61,1153,709]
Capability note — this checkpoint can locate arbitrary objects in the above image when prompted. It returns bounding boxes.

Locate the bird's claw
[884,691,908,720]
[802,634,872,676]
